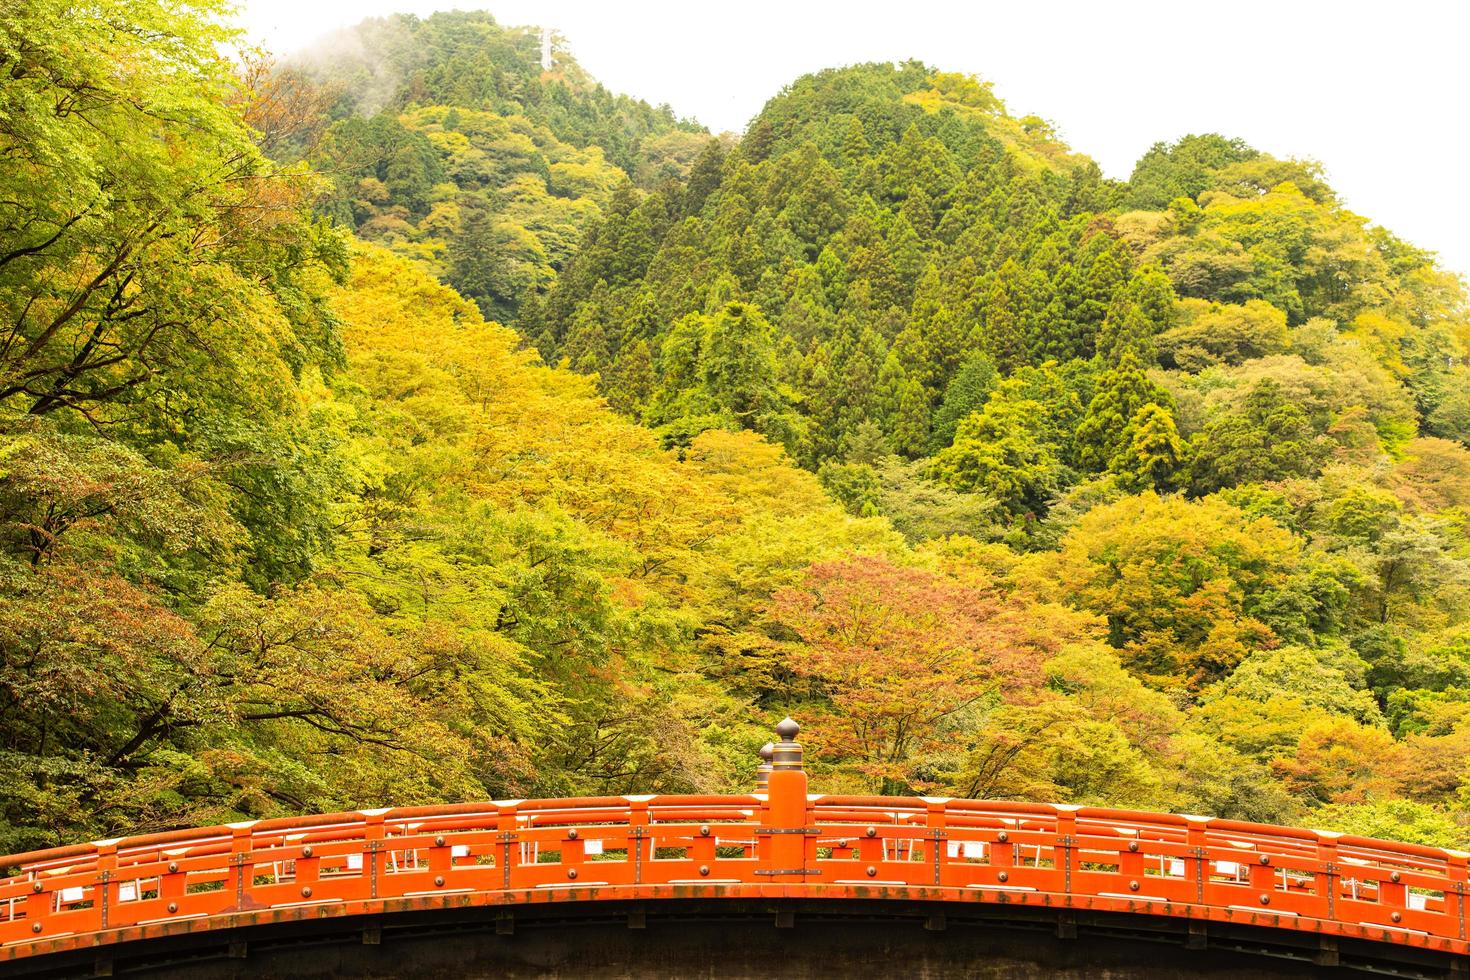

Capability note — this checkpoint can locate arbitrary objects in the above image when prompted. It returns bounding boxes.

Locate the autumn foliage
[770,555,1047,790]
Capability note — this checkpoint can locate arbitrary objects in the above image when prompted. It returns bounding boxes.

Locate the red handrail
[1,740,1466,964]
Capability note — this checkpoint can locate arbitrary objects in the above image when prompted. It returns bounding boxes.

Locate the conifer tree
[1113,403,1189,491]
[891,377,933,458]
[929,353,1000,452]
[980,260,1031,372]
[1075,352,1173,472]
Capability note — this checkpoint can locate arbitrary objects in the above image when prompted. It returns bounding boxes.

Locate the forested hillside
[2,0,1470,858]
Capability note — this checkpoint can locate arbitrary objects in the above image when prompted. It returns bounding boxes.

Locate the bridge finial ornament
[755,741,775,791]
[772,717,803,771]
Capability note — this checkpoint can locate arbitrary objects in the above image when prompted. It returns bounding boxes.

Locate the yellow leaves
[1113,209,1177,256]
[924,72,1004,112]
[327,244,890,644]
[1347,310,1411,378]
[1270,716,1400,805]
[550,158,622,199]
[1044,644,1183,749]
[901,73,1082,174]
[1030,491,1310,687]
[685,429,830,519]
[402,105,509,142]
[423,128,476,157]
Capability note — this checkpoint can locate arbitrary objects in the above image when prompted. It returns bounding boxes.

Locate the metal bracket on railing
[1324,861,1335,919]
[930,830,948,885]
[232,852,249,906]
[494,832,517,889]
[1060,835,1073,892]
[496,828,517,889]
[757,827,821,835]
[754,869,822,876]
[633,826,644,885]
[368,840,381,899]
[98,870,110,929]
[1193,847,1205,904]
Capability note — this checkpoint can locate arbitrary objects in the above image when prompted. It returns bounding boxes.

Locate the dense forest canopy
[2,0,1469,856]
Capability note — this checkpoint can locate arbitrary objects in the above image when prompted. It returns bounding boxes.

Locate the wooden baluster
[1119,831,1145,887]
[628,797,650,887]
[1248,851,1276,909]
[160,846,187,912]
[23,869,51,939]
[295,834,321,900]
[94,839,118,934]
[360,809,388,901]
[1380,865,1409,916]
[990,821,1017,886]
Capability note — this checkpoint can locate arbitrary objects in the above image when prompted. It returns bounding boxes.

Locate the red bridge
[2,721,1467,978]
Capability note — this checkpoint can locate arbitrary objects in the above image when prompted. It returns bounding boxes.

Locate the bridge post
[1448,849,1469,943]
[760,718,809,884]
[228,822,256,913]
[924,798,948,887]
[1314,831,1339,923]
[1185,816,1210,907]
[94,839,118,932]
[1055,805,1080,896]
[496,801,520,892]
[361,809,387,901]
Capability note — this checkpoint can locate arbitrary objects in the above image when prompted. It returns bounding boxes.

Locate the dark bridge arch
[1,722,1467,977]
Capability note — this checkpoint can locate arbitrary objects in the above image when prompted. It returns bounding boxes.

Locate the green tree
[929,381,1063,518]
[1097,265,1176,364]
[929,353,999,451]
[1125,133,1259,210]
[1190,379,1331,492]
[1074,353,1173,473]
[1111,403,1188,491]
[0,0,342,428]
[978,259,1031,371]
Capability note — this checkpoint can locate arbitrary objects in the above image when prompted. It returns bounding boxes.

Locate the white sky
[236,0,1470,280]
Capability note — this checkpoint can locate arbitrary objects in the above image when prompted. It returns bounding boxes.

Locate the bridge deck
[0,791,1466,968]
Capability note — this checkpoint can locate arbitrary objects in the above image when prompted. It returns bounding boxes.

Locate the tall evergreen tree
[1075,352,1173,472]
[929,353,1000,452]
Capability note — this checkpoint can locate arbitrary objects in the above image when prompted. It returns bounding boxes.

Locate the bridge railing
[0,720,1466,961]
